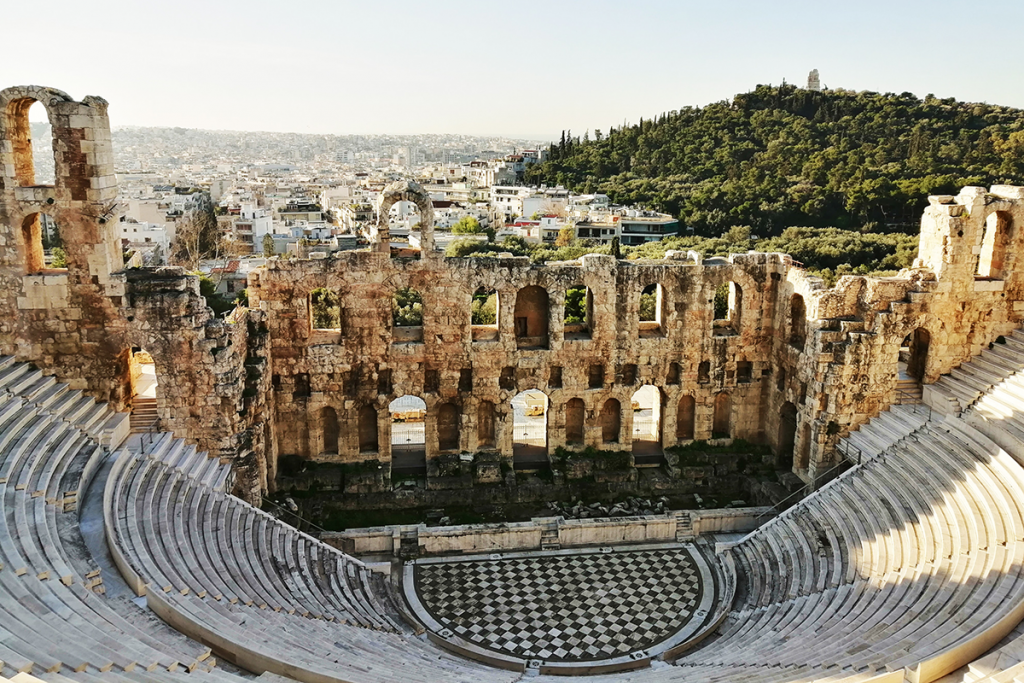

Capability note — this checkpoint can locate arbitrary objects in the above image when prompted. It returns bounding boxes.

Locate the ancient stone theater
[4,84,1024,682]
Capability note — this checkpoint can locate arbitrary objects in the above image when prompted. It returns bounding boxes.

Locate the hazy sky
[6,0,1024,140]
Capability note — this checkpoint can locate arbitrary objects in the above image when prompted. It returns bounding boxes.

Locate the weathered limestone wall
[249,247,784,485]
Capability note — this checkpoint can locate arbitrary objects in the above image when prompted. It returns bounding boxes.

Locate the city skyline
[8,0,1024,139]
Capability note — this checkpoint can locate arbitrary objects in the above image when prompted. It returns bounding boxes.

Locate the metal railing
[261,496,329,538]
[754,458,850,524]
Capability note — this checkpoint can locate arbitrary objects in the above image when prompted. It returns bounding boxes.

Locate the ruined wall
[0,85,272,506]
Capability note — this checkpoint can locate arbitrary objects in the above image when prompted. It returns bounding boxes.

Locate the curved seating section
[930,330,1024,415]
[105,448,520,683]
[842,402,929,460]
[659,416,1024,683]
[0,360,214,678]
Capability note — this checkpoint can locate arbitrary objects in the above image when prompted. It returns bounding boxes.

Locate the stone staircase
[839,403,930,463]
[896,374,923,404]
[129,396,158,433]
[927,329,1024,415]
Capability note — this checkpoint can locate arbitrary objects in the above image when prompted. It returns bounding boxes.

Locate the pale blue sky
[6,0,1023,139]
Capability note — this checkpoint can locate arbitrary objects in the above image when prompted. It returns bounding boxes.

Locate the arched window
[698,361,710,384]
[7,98,54,187]
[310,288,341,330]
[676,395,695,441]
[978,211,1012,279]
[639,283,666,338]
[789,294,806,350]
[515,286,549,349]
[713,392,731,438]
[565,398,585,445]
[471,286,499,342]
[358,405,378,453]
[437,403,460,451]
[392,286,423,343]
[713,281,742,334]
[20,213,64,274]
[512,389,548,467]
[477,401,496,448]
[601,399,621,443]
[904,327,930,383]
[564,284,593,340]
[320,407,339,455]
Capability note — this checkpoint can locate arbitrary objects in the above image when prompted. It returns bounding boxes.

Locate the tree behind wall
[171,192,220,269]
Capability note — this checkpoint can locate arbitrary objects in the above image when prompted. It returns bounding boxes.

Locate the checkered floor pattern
[414,548,704,662]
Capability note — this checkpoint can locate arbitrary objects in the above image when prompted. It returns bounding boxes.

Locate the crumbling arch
[1,88,64,188]
[676,395,695,441]
[565,397,585,445]
[19,212,63,274]
[713,280,743,334]
[563,284,593,340]
[471,286,499,342]
[515,285,549,349]
[789,294,806,350]
[320,407,339,455]
[977,210,1013,279]
[373,180,435,256]
[601,398,622,443]
[436,402,460,451]
[639,283,666,338]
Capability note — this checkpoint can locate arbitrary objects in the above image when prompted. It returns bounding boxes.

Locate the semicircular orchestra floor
[403,543,717,668]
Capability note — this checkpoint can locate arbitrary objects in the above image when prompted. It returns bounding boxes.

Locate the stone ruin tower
[806,69,821,91]
[0,86,128,404]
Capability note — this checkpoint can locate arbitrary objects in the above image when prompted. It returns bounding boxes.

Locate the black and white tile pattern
[413,547,705,662]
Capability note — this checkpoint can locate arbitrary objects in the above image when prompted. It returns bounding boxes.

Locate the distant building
[807,69,821,92]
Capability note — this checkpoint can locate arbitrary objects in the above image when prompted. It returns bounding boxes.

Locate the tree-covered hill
[525,85,1024,236]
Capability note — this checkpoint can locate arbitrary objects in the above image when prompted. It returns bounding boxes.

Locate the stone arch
[320,406,339,455]
[977,210,1013,279]
[713,391,732,438]
[374,180,435,256]
[0,86,69,188]
[778,401,797,469]
[515,285,549,349]
[512,389,548,468]
[477,400,496,448]
[631,385,662,454]
[601,398,621,443]
[789,294,806,350]
[676,395,695,440]
[389,395,426,475]
[471,285,499,342]
[358,405,379,453]
[905,327,930,382]
[19,212,54,274]
[565,397,585,445]
[437,402,460,451]
[563,283,593,340]
[639,283,666,338]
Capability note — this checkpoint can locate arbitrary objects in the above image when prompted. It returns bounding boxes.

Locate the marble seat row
[0,357,129,452]
[105,447,518,683]
[664,417,1024,682]
[931,330,1024,414]
[0,364,214,678]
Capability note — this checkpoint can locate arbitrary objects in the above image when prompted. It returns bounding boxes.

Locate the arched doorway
[676,395,695,441]
[436,402,460,451]
[778,402,797,469]
[712,392,731,438]
[565,397,585,445]
[320,407,339,455]
[358,405,378,453]
[512,389,548,470]
[128,348,159,434]
[389,395,426,478]
[601,399,621,443]
[631,385,663,464]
